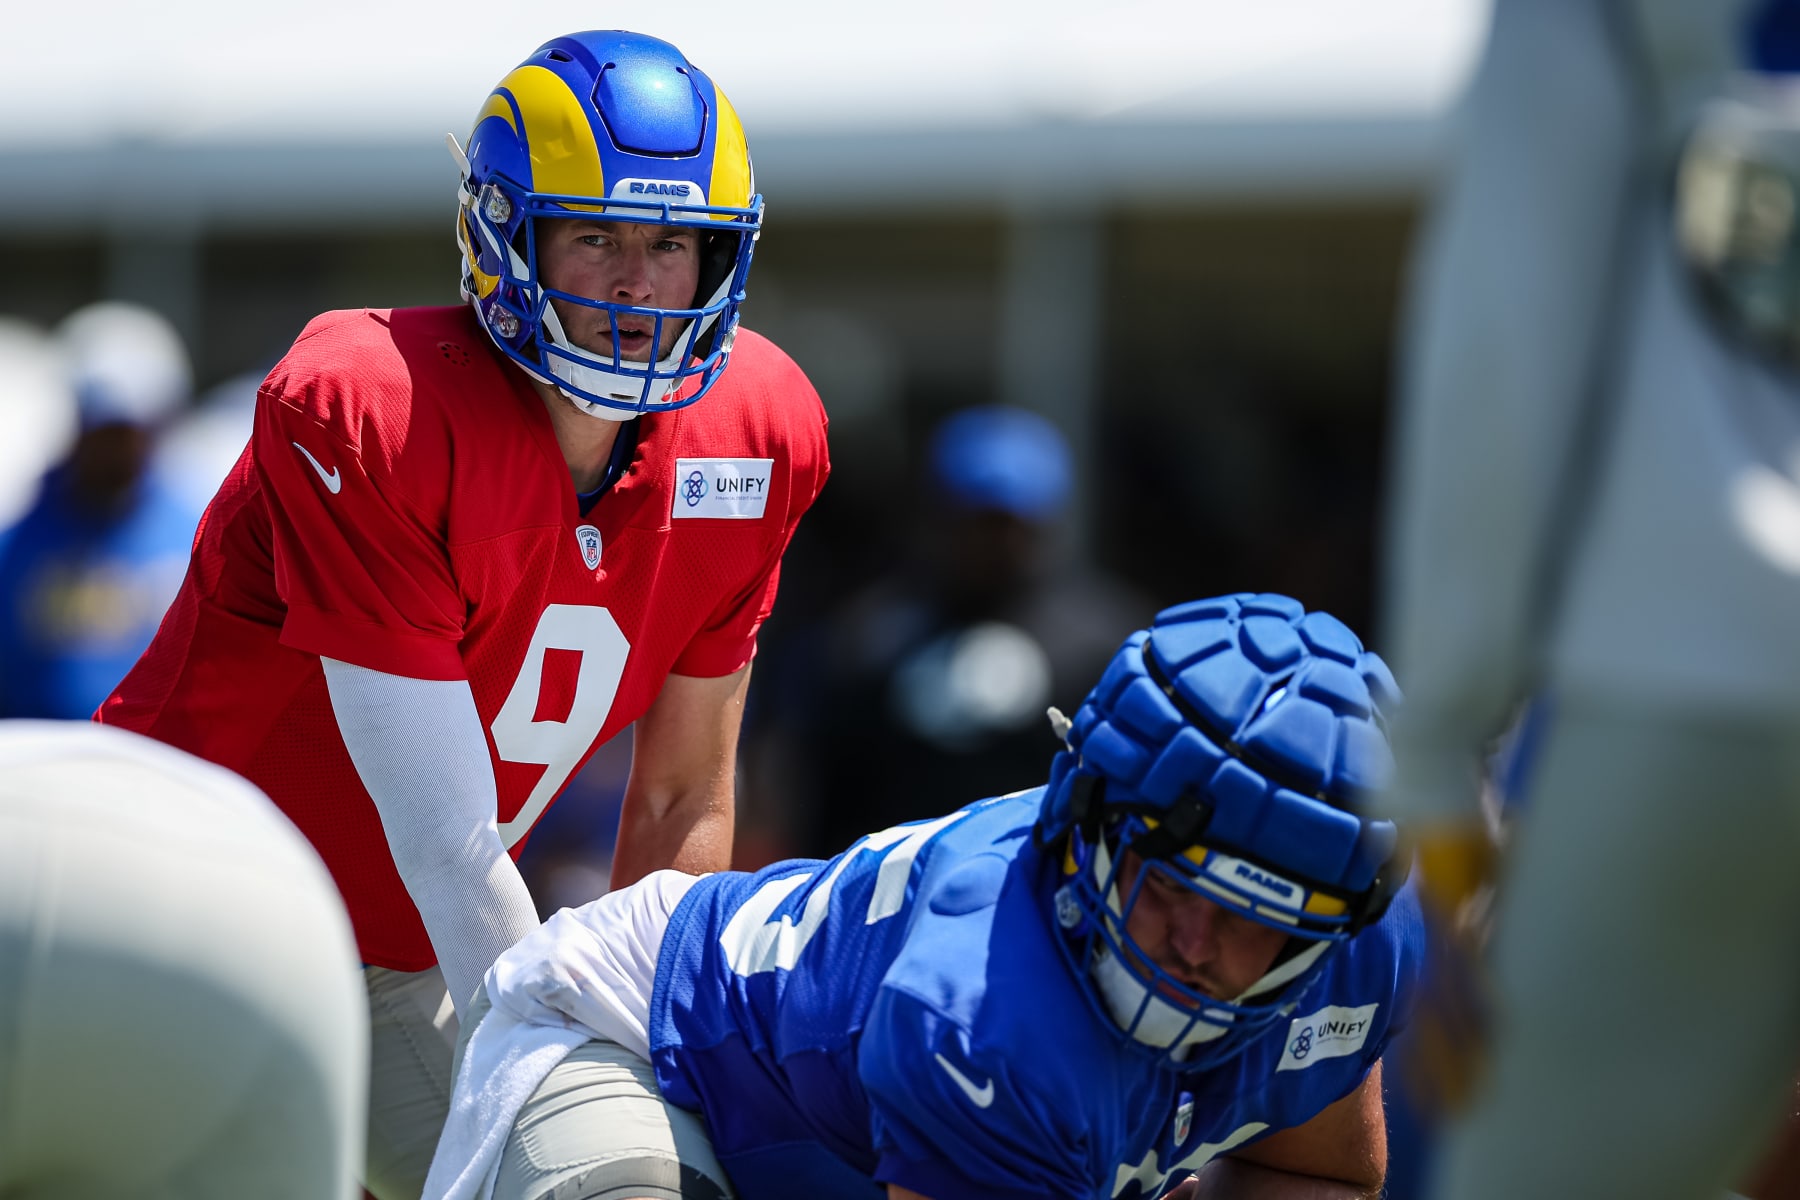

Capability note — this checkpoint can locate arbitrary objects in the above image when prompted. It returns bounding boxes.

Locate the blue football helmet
[1038,593,1408,1070]
[453,31,762,418]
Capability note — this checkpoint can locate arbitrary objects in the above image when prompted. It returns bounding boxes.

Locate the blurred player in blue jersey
[421,594,1424,1200]
[1381,1,1800,1197]
[0,302,199,720]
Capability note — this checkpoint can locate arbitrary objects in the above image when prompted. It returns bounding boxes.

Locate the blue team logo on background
[683,470,707,508]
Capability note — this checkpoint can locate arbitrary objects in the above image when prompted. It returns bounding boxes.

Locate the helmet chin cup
[532,275,734,420]
[1090,938,1234,1056]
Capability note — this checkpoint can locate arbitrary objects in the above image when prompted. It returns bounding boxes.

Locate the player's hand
[1159,1174,1199,1200]
[1399,820,1499,1117]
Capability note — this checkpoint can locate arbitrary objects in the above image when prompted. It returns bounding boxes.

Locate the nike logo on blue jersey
[292,441,342,494]
[933,1052,994,1108]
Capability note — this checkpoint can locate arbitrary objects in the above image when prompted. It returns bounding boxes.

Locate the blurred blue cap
[57,302,191,429]
[927,406,1072,521]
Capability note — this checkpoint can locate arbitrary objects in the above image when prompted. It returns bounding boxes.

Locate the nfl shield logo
[575,524,603,570]
[1172,1096,1193,1146]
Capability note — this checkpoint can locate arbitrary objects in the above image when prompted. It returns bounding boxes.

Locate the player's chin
[571,324,691,365]
[587,333,650,362]
[1154,973,1228,1004]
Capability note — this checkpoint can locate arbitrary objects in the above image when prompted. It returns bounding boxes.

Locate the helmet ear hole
[687,229,748,359]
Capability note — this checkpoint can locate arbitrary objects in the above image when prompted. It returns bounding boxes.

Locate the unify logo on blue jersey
[1276,1003,1378,1072]
[672,458,774,519]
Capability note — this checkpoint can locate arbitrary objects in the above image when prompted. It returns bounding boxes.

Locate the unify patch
[672,458,774,519]
[1277,1002,1379,1072]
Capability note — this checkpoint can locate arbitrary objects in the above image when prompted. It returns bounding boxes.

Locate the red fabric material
[98,306,829,970]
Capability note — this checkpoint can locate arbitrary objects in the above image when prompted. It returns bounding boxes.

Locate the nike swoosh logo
[933,1052,995,1108]
[292,441,342,494]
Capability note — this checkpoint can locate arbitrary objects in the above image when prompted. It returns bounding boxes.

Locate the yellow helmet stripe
[456,215,500,299]
[708,86,753,214]
[498,64,606,201]
[1303,892,1349,917]
[473,88,519,136]
[1141,817,1212,871]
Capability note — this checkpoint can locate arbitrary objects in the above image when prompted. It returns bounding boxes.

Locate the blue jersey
[650,790,1425,1200]
[0,467,199,720]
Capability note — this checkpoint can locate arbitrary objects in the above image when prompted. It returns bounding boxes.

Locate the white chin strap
[1086,837,1330,1058]
[535,277,731,420]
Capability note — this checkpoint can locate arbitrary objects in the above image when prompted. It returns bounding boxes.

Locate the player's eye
[1144,868,1187,896]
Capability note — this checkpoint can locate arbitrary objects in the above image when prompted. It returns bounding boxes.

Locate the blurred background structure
[0,0,1486,893]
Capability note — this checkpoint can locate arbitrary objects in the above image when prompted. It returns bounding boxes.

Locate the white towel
[421,870,702,1200]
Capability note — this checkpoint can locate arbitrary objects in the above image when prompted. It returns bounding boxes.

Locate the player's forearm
[322,657,543,1013]
[1182,1159,1380,1200]
[609,780,734,889]
[611,665,751,888]
[401,828,542,1013]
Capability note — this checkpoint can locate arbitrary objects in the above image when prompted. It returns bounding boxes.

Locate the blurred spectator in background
[0,319,77,534]
[515,728,634,919]
[0,302,199,719]
[767,405,1149,859]
[153,365,263,517]
[1379,2,1800,1198]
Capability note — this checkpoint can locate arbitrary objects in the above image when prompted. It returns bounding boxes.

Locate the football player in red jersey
[97,31,828,1199]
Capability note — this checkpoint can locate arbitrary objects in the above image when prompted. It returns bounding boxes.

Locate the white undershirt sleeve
[321,657,542,1017]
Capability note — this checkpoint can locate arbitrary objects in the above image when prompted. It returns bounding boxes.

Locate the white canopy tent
[1,1,1492,549]
[1,0,1489,225]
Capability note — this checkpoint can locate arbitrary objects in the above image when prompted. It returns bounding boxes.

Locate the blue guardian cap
[453,31,762,418]
[1038,593,1409,1070]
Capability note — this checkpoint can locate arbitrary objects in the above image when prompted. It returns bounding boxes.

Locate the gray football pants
[363,964,460,1200]
[451,987,734,1200]
[0,736,369,1200]
[1435,698,1800,1200]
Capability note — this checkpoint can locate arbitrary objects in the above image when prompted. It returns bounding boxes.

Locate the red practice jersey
[99,306,829,969]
